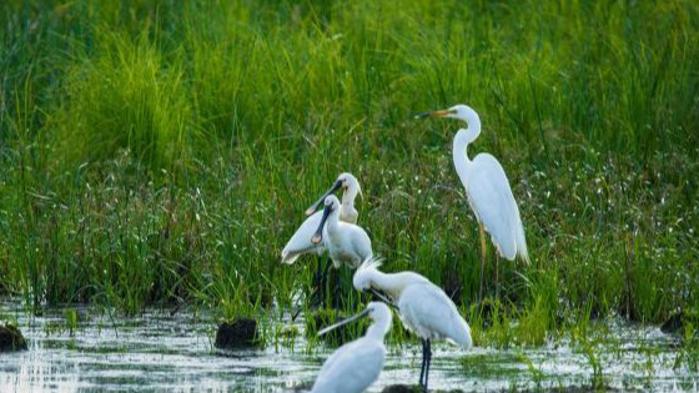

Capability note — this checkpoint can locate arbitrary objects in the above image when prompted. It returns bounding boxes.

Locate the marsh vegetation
[0,0,697,390]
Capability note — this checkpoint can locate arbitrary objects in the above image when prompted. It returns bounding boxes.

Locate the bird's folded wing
[466,154,518,260]
[281,211,325,263]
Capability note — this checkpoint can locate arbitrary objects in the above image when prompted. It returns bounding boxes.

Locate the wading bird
[417,105,529,298]
[281,173,362,306]
[353,257,472,391]
[311,301,392,393]
[281,173,362,264]
[311,195,372,269]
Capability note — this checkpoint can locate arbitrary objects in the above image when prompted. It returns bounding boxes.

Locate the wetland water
[0,301,696,392]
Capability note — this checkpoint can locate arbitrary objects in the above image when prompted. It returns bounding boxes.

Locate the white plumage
[312,195,372,269]
[449,105,528,263]
[352,257,472,390]
[281,212,326,264]
[420,104,529,264]
[281,173,361,264]
[398,282,473,347]
[310,302,391,393]
[461,153,528,262]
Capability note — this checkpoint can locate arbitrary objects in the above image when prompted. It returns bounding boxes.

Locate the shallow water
[0,301,696,393]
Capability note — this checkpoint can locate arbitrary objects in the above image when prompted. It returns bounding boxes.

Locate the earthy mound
[214,319,257,349]
[0,324,28,352]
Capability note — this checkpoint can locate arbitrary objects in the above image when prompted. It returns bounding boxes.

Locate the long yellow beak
[414,109,451,119]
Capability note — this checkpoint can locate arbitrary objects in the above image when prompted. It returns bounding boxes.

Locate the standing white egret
[310,301,392,393]
[418,104,529,297]
[281,173,362,264]
[311,195,372,269]
[353,257,472,391]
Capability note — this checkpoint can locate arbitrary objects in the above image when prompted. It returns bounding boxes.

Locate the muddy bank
[0,324,27,352]
[214,319,257,349]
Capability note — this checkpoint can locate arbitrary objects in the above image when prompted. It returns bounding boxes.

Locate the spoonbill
[353,257,472,391]
[417,104,529,297]
[311,195,373,269]
[281,173,362,306]
[311,301,392,393]
[281,173,362,264]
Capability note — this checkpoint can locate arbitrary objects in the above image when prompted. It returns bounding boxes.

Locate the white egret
[281,173,362,264]
[311,301,392,393]
[418,104,529,297]
[353,257,472,391]
[311,195,373,269]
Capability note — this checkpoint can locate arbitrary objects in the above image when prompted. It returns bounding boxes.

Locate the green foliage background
[0,0,697,337]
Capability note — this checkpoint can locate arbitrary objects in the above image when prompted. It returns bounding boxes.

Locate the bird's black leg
[419,338,427,388]
[311,255,323,307]
[332,266,343,308]
[424,339,432,392]
[310,257,332,308]
[321,258,333,307]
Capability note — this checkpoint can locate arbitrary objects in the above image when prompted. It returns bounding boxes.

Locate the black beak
[370,288,399,310]
[311,204,333,244]
[305,180,342,216]
[414,111,432,119]
[318,308,371,336]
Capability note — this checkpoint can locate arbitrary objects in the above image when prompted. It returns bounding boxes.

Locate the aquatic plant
[516,353,545,388]
[674,322,699,373]
[64,308,78,337]
[579,337,606,390]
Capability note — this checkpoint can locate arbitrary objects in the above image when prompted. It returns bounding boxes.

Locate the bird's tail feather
[516,226,529,265]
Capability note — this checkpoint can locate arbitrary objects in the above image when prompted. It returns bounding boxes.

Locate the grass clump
[52,31,191,171]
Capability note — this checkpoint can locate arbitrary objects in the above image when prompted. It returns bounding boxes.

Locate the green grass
[0,0,697,343]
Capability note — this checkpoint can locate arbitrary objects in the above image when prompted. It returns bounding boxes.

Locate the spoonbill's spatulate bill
[353,257,472,391]
[311,301,392,393]
[281,173,361,264]
[305,173,362,223]
[311,195,372,269]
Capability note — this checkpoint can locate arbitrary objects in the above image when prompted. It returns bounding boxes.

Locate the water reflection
[0,301,696,392]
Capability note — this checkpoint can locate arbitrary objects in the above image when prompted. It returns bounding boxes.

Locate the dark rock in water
[215,319,257,349]
[0,324,28,352]
[382,385,464,393]
[381,385,423,393]
[661,312,684,334]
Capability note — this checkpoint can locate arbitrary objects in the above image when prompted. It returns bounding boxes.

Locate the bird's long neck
[341,186,358,207]
[452,108,481,183]
[365,308,392,341]
[340,187,359,223]
[370,271,425,300]
[325,209,341,235]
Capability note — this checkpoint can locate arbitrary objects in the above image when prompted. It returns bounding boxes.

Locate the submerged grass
[0,0,698,347]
